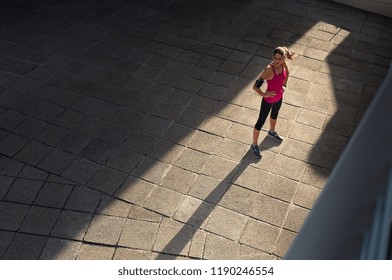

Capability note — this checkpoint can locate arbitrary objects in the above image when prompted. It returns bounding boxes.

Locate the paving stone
[122,131,156,154]
[219,60,246,74]
[219,185,258,216]
[84,215,126,245]
[72,95,120,121]
[115,176,156,205]
[132,157,170,185]
[213,139,249,162]
[284,205,310,232]
[88,166,127,195]
[62,157,99,185]
[204,207,247,241]
[203,234,240,260]
[37,148,76,175]
[5,178,44,204]
[251,194,290,227]
[139,115,172,138]
[200,116,233,137]
[3,233,47,260]
[27,65,58,82]
[173,148,209,173]
[317,131,348,154]
[213,101,243,121]
[34,182,73,208]
[113,248,152,260]
[18,165,48,181]
[272,155,307,181]
[328,102,357,122]
[234,106,258,127]
[77,244,115,260]
[292,66,316,82]
[127,205,162,223]
[13,117,48,139]
[188,230,207,259]
[118,219,159,250]
[0,72,20,89]
[0,202,30,231]
[0,133,29,157]
[174,196,214,228]
[226,123,252,144]
[76,116,109,137]
[58,131,93,154]
[261,174,299,203]
[274,229,297,258]
[97,195,132,218]
[51,210,93,241]
[303,95,331,114]
[20,206,61,235]
[198,55,224,70]
[309,145,340,170]
[48,72,92,93]
[143,186,184,217]
[0,231,14,257]
[189,175,231,204]
[281,138,313,161]
[29,99,65,122]
[153,218,193,256]
[240,219,280,253]
[0,110,26,131]
[0,157,24,176]
[147,139,184,164]
[240,245,276,260]
[296,108,326,129]
[176,108,208,129]
[323,115,354,137]
[289,123,321,145]
[232,165,268,192]
[151,102,183,121]
[187,131,222,154]
[79,139,116,164]
[302,164,330,189]
[189,95,219,114]
[64,186,101,213]
[110,107,146,129]
[14,140,52,166]
[209,71,238,88]
[202,155,238,181]
[35,125,70,146]
[189,65,215,82]
[0,176,14,199]
[0,129,7,142]
[160,166,198,194]
[40,238,81,260]
[162,123,196,146]
[106,147,142,173]
[294,183,322,209]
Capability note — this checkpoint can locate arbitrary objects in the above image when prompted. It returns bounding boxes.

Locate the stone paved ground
[0,0,391,260]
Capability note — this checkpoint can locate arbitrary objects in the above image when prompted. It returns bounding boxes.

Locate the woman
[251,46,294,158]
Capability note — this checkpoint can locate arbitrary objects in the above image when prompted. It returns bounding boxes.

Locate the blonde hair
[274,46,295,60]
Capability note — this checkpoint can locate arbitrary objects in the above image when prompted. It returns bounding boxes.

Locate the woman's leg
[268,99,283,141]
[253,99,272,145]
[253,127,260,145]
[269,118,277,132]
[269,99,283,131]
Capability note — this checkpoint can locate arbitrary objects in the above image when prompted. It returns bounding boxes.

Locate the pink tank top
[265,65,286,104]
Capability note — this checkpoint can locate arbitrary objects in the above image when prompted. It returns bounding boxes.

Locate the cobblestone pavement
[0,0,391,260]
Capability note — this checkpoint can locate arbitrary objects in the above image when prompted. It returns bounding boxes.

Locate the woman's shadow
[155,134,282,259]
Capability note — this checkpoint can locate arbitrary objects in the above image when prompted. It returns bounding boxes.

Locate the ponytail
[274,46,295,60]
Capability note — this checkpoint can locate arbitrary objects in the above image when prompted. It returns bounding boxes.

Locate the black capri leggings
[254,98,282,130]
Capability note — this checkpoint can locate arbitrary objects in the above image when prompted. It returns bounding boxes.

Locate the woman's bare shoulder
[260,64,274,79]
